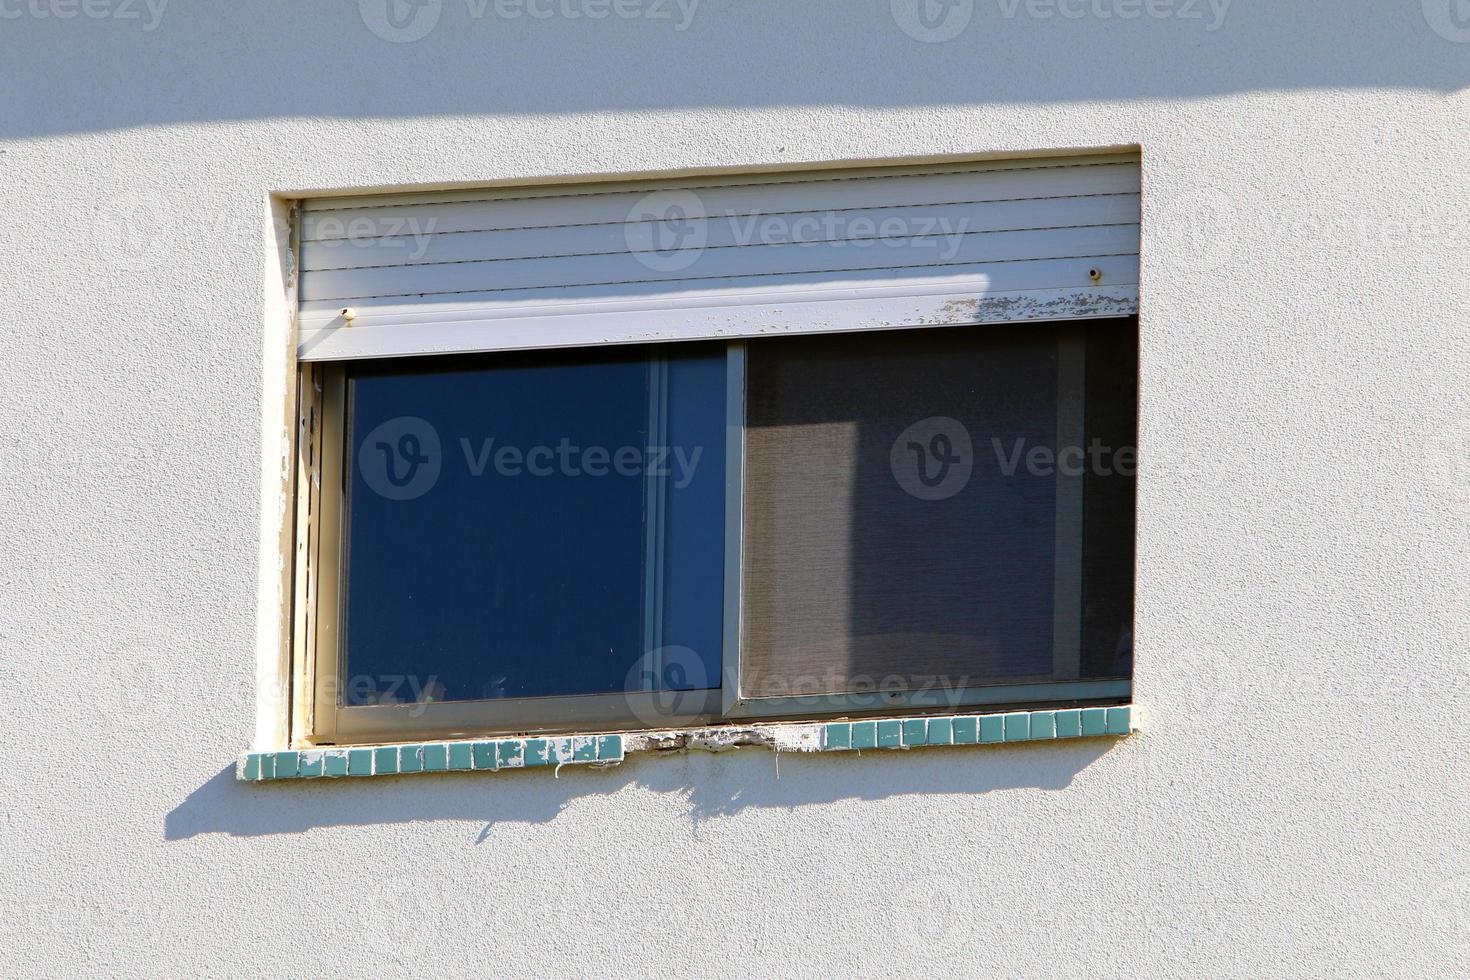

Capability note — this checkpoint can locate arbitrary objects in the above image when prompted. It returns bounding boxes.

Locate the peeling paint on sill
[936,290,1137,325]
[238,705,1134,782]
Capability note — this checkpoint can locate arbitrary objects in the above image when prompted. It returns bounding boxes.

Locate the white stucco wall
[2,1,1468,975]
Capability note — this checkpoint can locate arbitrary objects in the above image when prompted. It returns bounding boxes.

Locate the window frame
[291,324,1131,747]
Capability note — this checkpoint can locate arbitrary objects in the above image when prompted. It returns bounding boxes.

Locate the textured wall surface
[1,1,1468,976]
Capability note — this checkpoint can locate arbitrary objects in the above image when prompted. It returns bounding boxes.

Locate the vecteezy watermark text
[359,0,698,43]
[0,0,168,30]
[891,0,1230,43]
[992,436,1136,477]
[459,437,703,487]
[625,189,972,272]
[305,214,440,263]
[995,0,1229,28]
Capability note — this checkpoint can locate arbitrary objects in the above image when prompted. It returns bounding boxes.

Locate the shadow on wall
[3,0,1469,140]
[163,739,1114,841]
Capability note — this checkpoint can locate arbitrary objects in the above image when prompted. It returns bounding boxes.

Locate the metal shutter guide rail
[296,153,1141,361]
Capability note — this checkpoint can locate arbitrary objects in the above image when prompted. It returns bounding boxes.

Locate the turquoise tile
[901,719,928,747]
[1105,705,1131,735]
[242,754,261,781]
[951,717,978,744]
[524,739,551,767]
[299,753,324,778]
[979,714,1004,744]
[448,743,473,771]
[260,754,276,780]
[1054,709,1082,739]
[596,735,623,761]
[324,751,349,778]
[498,740,525,768]
[851,721,877,750]
[472,742,498,770]
[824,723,851,751]
[273,751,300,778]
[876,720,902,749]
[1002,713,1030,742]
[925,718,953,745]
[374,746,399,774]
[1080,707,1107,737]
[1029,711,1056,740]
[398,745,423,773]
[571,736,597,762]
[422,744,448,772]
[348,748,374,776]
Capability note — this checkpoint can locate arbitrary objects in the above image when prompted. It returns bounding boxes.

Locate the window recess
[290,153,1140,745]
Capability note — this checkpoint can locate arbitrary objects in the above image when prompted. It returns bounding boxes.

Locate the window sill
[238,705,1135,782]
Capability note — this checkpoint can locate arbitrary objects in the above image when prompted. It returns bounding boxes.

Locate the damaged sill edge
[238,705,1136,782]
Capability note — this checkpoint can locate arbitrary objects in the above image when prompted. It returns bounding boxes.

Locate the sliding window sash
[718,327,1129,723]
[302,362,723,745]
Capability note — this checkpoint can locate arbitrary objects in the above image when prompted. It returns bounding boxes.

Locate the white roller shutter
[296,152,1140,361]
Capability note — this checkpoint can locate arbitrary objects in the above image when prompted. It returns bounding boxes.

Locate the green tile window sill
[238,705,1133,782]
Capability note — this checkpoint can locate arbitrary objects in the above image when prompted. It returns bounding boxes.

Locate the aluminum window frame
[293,325,1130,747]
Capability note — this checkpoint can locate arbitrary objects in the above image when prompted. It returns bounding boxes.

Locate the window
[296,318,1135,744]
[288,153,1142,745]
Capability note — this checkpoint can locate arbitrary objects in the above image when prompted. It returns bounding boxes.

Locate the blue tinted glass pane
[341,344,725,705]
[654,354,727,692]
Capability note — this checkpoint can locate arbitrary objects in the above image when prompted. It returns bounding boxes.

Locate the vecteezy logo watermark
[890,875,976,959]
[0,0,169,30]
[1423,0,1470,42]
[363,864,457,965]
[891,416,974,500]
[1421,428,1470,502]
[623,645,712,726]
[91,199,166,274]
[625,190,709,272]
[1423,873,1470,953]
[1161,184,1241,275]
[82,648,176,735]
[359,416,443,501]
[891,0,974,42]
[359,0,442,42]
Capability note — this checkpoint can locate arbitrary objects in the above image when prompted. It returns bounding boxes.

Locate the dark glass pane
[655,353,728,691]
[741,319,1135,699]
[1081,317,1138,678]
[341,343,725,705]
